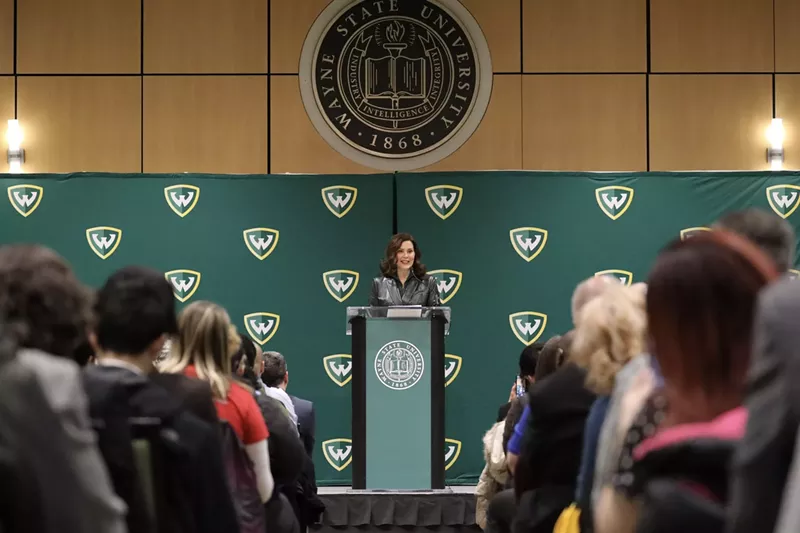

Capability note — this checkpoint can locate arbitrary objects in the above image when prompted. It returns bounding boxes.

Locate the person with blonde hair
[568,284,648,528]
[160,300,275,504]
[571,275,616,327]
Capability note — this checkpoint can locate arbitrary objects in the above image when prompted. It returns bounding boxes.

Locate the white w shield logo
[323,270,360,302]
[86,226,123,260]
[164,184,200,217]
[595,186,634,220]
[766,184,800,219]
[428,270,463,304]
[425,185,463,220]
[444,354,462,387]
[680,227,711,240]
[243,228,280,260]
[164,270,202,302]
[509,312,548,346]
[323,354,352,387]
[244,312,281,346]
[594,269,633,286]
[322,185,358,218]
[7,184,44,217]
[509,227,548,262]
[322,438,353,471]
[445,438,462,471]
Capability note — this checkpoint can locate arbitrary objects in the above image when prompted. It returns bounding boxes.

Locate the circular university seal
[299,0,493,171]
[374,340,425,390]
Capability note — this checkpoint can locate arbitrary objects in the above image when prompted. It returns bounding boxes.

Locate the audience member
[569,284,647,529]
[233,336,303,533]
[160,301,275,504]
[597,231,777,533]
[728,275,800,533]
[595,208,795,533]
[513,330,595,533]
[262,350,325,530]
[487,336,567,533]
[262,351,300,430]
[85,266,239,533]
[233,335,305,489]
[0,244,126,533]
[713,207,796,273]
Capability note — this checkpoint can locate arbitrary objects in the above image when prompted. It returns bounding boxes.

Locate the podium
[346,306,451,490]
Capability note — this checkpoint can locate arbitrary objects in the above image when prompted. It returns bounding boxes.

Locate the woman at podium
[369,233,441,307]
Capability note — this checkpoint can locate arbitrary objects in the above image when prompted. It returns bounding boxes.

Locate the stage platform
[310,486,479,533]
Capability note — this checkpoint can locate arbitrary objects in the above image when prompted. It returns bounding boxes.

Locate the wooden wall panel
[424,75,522,171]
[650,0,773,72]
[776,76,800,170]
[144,0,267,73]
[776,0,800,72]
[523,0,646,73]
[0,77,14,171]
[16,77,141,173]
[522,75,646,171]
[17,0,140,74]
[270,0,328,74]
[461,0,520,72]
[269,76,374,174]
[0,0,12,74]
[649,75,772,170]
[143,76,267,173]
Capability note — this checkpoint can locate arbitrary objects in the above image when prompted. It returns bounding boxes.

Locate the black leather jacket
[368,272,441,306]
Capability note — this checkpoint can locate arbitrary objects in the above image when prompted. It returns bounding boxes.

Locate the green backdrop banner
[0,172,393,486]
[4,171,800,486]
[397,170,800,484]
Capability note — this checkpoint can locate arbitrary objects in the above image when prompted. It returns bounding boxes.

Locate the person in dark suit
[261,351,325,531]
[291,395,316,457]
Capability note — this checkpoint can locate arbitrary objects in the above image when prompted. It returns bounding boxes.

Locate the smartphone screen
[515,376,526,397]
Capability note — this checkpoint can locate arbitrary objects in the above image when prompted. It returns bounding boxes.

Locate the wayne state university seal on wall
[299,0,493,171]
[374,340,425,390]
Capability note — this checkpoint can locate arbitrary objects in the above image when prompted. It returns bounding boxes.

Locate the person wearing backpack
[83,266,240,533]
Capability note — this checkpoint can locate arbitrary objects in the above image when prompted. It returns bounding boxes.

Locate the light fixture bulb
[767,118,785,150]
[6,120,23,151]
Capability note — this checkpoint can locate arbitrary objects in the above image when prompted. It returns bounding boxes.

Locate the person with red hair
[595,230,778,533]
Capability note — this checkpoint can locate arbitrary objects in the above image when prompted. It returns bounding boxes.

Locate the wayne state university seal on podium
[374,340,425,390]
[299,0,493,170]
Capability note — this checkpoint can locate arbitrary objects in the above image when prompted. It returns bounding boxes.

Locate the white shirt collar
[96,357,147,376]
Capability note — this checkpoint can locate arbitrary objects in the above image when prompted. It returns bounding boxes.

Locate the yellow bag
[553,503,581,533]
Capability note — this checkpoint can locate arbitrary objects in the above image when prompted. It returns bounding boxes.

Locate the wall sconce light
[767,118,785,171]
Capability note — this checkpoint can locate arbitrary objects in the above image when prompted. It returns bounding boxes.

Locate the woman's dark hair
[232,332,259,389]
[0,244,93,362]
[379,233,427,278]
[519,342,545,379]
[534,333,570,381]
[647,230,778,425]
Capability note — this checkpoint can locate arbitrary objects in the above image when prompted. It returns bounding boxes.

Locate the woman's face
[395,240,415,271]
